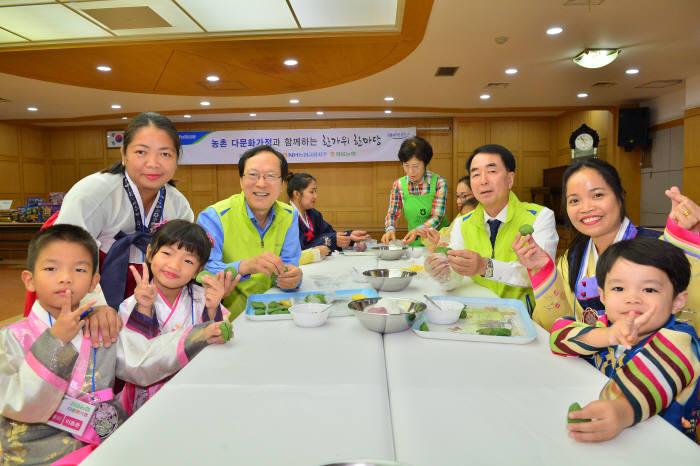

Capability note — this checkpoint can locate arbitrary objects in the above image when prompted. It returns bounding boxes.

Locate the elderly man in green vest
[197,145,302,319]
[424,144,558,312]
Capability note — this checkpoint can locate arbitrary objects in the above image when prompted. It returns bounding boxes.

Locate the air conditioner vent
[82,7,171,30]
[635,79,683,89]
[486,82,510,89]
[563,0,605,5]
[0,97,10,103]
[435,67,459,77]
[592,81,617,88]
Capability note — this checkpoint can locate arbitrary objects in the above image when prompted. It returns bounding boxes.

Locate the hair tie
[206,232,216,247]
[152,219,168,230]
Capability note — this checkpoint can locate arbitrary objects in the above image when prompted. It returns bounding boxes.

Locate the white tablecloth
[82,250,700,465]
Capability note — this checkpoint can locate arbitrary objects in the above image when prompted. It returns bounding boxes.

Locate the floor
[0,258,27,325]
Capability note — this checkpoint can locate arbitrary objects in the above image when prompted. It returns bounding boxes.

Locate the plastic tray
[411,296,537,344]
[245,288,379,321]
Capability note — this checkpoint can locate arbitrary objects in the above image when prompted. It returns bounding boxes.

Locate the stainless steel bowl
[371,245,407,260]
[348,297,426,333]
[363,268,417,292]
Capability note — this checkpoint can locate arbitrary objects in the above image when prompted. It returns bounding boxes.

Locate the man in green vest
[197,145,302,319]
[425,144,559,312]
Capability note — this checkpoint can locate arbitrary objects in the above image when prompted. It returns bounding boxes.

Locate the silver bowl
[371,245,407,260]
[348,297,426,333]
[363,268,417,292]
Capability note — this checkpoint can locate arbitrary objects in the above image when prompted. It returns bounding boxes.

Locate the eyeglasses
[243,172,281,182]
[402,163,423,172]
[455,194,473,200]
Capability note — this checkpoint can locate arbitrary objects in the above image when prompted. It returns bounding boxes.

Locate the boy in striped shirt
[550,237,699,442]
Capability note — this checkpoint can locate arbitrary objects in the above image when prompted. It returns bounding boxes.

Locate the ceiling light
[184,114,192,118]
[27,106,38,111]
[249,113,256,117]
[121,116,127,120]
[626,68,640,75]
[546,26,563,35]
[206,75,220,82]
[111,104,121,109]
[289,99,299,104]
[480,94,491,100]
[577,92,589,98]
[284,59,298,66]
[573,48,620,69]
[384,110,392,114]
[96,65,111,72]
[384,96,394,101]
[316,111,324,115]
[505,68,518,75]
[200,101,211,106]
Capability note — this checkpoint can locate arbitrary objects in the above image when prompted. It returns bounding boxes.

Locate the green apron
[400,174,449,246]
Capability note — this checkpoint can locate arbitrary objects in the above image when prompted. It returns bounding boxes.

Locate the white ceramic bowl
[425,299,464,325]
[289,303,329,328]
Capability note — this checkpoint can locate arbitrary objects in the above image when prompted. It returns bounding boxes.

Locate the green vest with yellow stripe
[211,193,294,318]
[460,191,543,312]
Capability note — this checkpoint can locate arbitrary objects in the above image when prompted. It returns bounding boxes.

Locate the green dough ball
[196,270,216,284]
[476,327,512,336]
[519,224,534,236]
[434,246,452,255]
[225,265,237,275]
[271,266,289,283]
[567,402,591,424]
[419,322,429,332]
[459,306,468,319]
[254,309,265,315]
[219,322,233,342]
[304,293,326,304]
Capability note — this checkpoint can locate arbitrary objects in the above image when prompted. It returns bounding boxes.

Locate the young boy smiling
[550,237,699,442]
[0,224,227,464]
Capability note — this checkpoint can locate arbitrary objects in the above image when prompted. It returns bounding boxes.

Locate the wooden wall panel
[49,130,76,159]
[0,160,21,193]
[0,123,19,157]
[20,127,43,158]
[78,162,105,180]
[50,162,78,193]
[77,129,105,159]
[522,121,550,152]
[682,108,700,202]
[22,161,46,193]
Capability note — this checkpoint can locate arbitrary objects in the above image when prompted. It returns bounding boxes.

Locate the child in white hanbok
[0,225,230,465]
[118,219,238,413]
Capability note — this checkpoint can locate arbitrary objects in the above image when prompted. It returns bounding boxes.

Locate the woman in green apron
[381,136,449,246]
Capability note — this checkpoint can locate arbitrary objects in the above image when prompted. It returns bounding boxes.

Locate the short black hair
[596,237,690,297]
[285,172,316,199]
[148,219,211,268]
[466,144,516,173]
[238,145,288,180]
[27,224,99,274]
[398,136,433,165]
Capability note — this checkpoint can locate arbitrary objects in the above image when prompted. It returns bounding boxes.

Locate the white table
[83,250,700,465]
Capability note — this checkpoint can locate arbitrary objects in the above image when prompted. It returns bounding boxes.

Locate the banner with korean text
[178,127,416,165]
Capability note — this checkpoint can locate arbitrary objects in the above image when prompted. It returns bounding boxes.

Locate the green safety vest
[400,174,449,246]
[209,193,294,318]
[460,191,543,312]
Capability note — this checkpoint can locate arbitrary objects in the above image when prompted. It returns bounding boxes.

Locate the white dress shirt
[448,201,559,287]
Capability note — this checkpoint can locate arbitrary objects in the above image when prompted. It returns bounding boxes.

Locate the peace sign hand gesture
[130,265,157,317]
[50,290,97,344]
[201,270,240,319]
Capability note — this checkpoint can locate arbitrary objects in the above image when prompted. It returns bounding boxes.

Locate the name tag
[46,395,96,437]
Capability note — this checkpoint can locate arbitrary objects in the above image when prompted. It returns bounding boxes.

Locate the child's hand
[567,398,634,442]
[50,290,97,344]
[203,321,234,344]
[607,311,653,349]
[202,270,240,313]
[130,265,157,317]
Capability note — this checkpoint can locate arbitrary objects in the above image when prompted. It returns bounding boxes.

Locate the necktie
[487,219,501,250]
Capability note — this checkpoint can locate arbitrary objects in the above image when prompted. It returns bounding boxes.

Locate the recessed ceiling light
[206,75,220,82]
[384,110,392,114]
[384,96,394,101]
[284,59,298,66]
[626,68,640,75]
[249,113,257,117]
[577,92,589,98]
[289,99,300,104]
[27,106,38,111]
[505,68,518,75]
[96,65,111,72]
[111,104,121,109]
[200,101,211,106]
[316,111,324,115]
[546,26,563,35]
[184,114,192,118]
[480,94,491,100]
[121,116,127,120]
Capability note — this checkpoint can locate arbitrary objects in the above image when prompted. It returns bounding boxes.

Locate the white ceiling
[1,0,699,124]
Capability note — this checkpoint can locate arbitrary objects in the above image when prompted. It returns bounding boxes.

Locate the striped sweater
[550,314,700,439]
